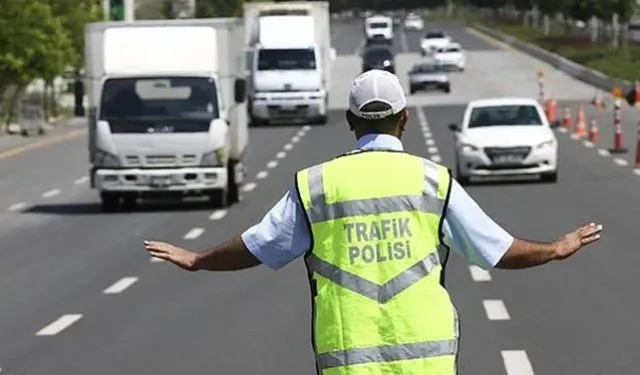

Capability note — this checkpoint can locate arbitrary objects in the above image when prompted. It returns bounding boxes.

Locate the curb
[471,23,634,94]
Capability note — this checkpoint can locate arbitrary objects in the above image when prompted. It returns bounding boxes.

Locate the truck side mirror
[234,78,246,104]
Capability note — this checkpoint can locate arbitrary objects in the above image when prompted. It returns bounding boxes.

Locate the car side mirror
[448,123,460,132]
[234,78,246,104]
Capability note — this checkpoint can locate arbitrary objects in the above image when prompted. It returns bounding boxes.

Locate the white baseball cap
[348,69,407,120]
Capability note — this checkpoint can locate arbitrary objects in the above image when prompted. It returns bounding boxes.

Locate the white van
[364,15,393,44]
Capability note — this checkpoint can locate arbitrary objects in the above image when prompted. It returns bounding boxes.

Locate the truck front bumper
[92,167,227,193]
[250,92,327,122]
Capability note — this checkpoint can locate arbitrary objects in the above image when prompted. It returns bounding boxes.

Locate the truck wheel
[410,87,416,95]
[443,86,451,94]
[226,161,240,204]
[100,192,120,212]
[208,189,228,208]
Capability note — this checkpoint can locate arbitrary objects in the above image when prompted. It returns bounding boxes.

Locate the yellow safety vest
[295,149,459,375]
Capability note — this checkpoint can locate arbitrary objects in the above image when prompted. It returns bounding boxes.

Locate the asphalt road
[0,20,639,375]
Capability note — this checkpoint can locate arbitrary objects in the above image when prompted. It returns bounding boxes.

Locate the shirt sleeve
[441,178,514,269]
[240,186,311,270]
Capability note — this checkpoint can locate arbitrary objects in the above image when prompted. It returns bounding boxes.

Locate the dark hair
[348,101,404,133]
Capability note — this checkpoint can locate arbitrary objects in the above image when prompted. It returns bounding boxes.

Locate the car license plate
[493,154,524,164]
[150,175,171,187]
[280,105,296,112]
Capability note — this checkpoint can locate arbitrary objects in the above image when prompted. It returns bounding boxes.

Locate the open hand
[144,240,199,271]
[553,223,603,260]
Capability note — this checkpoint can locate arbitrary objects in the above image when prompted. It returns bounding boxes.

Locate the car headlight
[461,144,479,152]
[536,140,555,149]
[383,60,391,67]
[94,149,120,167]
[201,147,227,167]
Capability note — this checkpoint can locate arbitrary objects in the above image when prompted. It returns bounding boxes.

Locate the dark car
[361,46,395,74]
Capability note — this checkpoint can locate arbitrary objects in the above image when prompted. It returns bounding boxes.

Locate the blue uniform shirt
[241,134,514,270]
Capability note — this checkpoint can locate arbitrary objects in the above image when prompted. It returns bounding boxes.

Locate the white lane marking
[570,133,580,140]
[8,202,27,212]
[583,141,594,148]
[483,299,511,321]
[469,265,492,282]
[103,277,138,294]
[501,350,535,375]
[425,139,435,146]
[183,228,205,240]
[256,170,268,179]
[427,146,438,154]
[633,169,640,177]
[209,209,227,220]
[266,160,278,169]
[303,125,312,131]
[242,182,257,192]
[423,131,432,138]
[36,314,83,336]
[297,130,306,137]
[74,176,89,184]
[598,149,610,157]
[613,158,628,166]
[558,127,567,133]
[291,136,300,143]
[283,143,293,151]
[431,155,442,163]
[151,257,164,263]
[416,106,429,126]
[276,151,287,159]
[42,189,60,198]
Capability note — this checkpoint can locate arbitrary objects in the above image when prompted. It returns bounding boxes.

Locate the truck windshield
[257,48,316,70]
[99,77,219,121]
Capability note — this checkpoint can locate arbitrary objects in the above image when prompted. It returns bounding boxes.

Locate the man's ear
[346,110,355,131]
[399,108,409,132]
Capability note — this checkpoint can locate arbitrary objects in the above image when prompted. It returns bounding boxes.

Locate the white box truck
[84,18,248,212]
[243,1,335,126]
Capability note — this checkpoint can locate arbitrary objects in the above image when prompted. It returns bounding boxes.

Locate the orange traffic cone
[545,98,558,125]
[562,107,572,129]
[574,105,587,137]
[588,118,600,142]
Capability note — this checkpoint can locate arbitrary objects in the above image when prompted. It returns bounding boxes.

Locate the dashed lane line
[256,170,268,179]
[150,257,164,263]
[469,265,492,282]
[103,277,138,294]
[430,154,442,163]
[242,182,257,192]
[501,350,535,375]
[183,228,205,240]
[266,160,278,169]
[7,202,27,212]
[283,143,293,151]
[74,176,89,184]
[613,157,629,166]
[276,151,287,159]
[597,149,610,157]
[42,189,60,198]
[35,314,83,336]
[483,299,511,321]
[209,209,227,220]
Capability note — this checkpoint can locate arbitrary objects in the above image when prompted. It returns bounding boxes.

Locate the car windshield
[468,105,543,128]
[364,48,392,60]
[426,32,445,38]
[258,48,316,70]
[412,63,441,73]
[100,76,219,121]
[369,21,389,28]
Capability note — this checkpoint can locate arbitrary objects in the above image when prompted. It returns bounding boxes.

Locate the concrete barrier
[471,23,634,94]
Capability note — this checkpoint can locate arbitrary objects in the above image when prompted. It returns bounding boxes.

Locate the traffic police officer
[144,69,603,374]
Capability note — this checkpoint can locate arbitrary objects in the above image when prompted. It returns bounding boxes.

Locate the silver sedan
[408,61,451,94]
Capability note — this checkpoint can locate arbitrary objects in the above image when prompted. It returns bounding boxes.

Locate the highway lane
[1,19,639,375]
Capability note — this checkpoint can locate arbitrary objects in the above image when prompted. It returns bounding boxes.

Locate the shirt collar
[355,134,404,151]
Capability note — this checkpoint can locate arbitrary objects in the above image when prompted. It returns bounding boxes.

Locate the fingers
[148,251,171,260]
[578,223,603,237]
[581,233,601,246]
[144,240,172,253]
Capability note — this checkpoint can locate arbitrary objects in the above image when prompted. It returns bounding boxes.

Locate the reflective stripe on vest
[297,152,459,375]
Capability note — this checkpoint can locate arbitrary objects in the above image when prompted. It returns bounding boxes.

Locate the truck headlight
[461,144,479,152]
[536,140,555,149]
[94,149,120,167]
[201,148,226,167]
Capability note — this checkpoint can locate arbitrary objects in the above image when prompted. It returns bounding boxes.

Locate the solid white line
[283,143,293,151]
[183,228,205,240]
[469,265,492,282]
[427,146,439,154]
[42,189,60,198]
[276,151,287,159]
[291,136,300,143]
[242,182,257,192]
[256,170,268,179]
[431,154,442,162]
[501,350,535,375]
[613,158,628,166]
[598,149,610,157]
[8,202,27,212]
[266,160,278,169]
[103,277,138,294]
[36,314,83,336]
[303,125,312,131]
[74,176,89,184]
[209,209,227,220]
[583,141,594,148]
[151,257,164,263]
[483,299,511,321]
[425,139,435,146]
